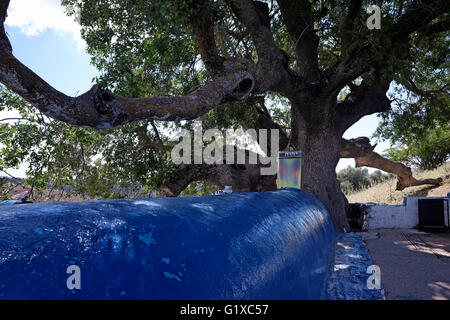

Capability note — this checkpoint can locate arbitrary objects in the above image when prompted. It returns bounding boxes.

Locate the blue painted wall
[0,188,336,299]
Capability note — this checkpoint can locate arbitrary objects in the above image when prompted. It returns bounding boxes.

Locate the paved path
[365,229,450,300]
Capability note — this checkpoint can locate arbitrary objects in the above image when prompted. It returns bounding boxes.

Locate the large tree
[0,0,448,231]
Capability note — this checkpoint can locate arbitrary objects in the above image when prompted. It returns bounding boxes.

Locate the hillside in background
[347,162,450,204]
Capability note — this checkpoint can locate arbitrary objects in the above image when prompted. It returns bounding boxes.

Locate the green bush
[338,166,394,195]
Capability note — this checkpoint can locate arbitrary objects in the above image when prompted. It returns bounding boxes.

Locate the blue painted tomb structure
[0,188,336,299]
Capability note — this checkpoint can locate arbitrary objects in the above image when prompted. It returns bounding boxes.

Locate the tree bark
[290,100,350,232]
[160,163,277,197]
[159,148,277,197]
[299,133,350,232]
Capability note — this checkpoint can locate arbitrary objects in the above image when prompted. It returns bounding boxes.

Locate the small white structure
[364,195,449,230]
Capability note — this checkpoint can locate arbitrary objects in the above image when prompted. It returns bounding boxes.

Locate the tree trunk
[291,102,350,232]
[301,133,350,232]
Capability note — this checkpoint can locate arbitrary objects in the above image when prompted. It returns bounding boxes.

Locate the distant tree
[369,169,394,185]
[339,180,355,195]
[384,127,450,170]
[338,166,394,195]
[338,166,371,193]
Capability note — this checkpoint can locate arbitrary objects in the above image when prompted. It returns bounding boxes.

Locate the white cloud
[5,0,85,50]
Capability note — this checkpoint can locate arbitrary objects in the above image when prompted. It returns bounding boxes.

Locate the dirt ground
[365,229,450,300]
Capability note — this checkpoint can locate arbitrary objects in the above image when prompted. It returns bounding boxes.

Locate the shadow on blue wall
[0,188,336,299]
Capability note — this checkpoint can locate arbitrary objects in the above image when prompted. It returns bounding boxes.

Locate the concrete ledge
[327,233,385,300]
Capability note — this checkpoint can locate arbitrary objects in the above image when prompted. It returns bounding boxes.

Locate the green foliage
[376,99,450,170]
[62,0,213,96]
[181,181,218,197]
[384,126,450,170]
[1,1,448,199]
[0,85,179,200]
[374,24,449,170]
[337,166,394,195]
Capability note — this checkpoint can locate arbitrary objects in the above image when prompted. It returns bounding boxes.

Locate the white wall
[363,196,449,230]
[365,204,409,229]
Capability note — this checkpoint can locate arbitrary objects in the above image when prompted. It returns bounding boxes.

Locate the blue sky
[5,26,99,96]
[0,0,389,178]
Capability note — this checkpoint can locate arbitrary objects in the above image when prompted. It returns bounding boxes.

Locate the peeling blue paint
[163,272,182,282]
[138,232,155,246]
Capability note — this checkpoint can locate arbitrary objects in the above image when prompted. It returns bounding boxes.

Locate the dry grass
[347,162,450,204]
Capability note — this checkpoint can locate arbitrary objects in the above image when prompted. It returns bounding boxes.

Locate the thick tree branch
[340,137,442,191]
[388,0,450,41]
[225,0,294,94]
[160,147,276,197]
[277,0,320,81]
[225,0,276,63]
[190,0,225,76]
[240,96,290,151]
[339,0,363,56]
[335,78,392,134]
[0,0,259,129]
[325,0,449,98]
[0,0,11,52]
[0,44,255,129]
[0,57,254,128]
[161,134,443,198]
